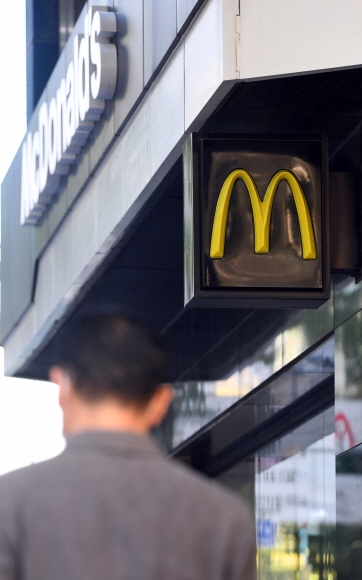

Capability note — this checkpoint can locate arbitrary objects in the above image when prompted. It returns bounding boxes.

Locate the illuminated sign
[210,169,317,260]
[21,6,117,226]
[183,134,329,308]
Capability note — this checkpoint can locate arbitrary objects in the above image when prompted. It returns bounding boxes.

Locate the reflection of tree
[152,404,174,453]
[337,311,362,398]
[283,299,333,363]
[258,524,336,580]
[257,340,277,368]
[173,382,207,418]
[331,275,362,398]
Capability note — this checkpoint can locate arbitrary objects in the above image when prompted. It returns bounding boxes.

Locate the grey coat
[0,431,256,580]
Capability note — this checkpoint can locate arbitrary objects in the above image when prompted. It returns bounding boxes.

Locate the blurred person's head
[49,312,172,436]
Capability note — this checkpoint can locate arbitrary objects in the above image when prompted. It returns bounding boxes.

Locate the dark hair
[56,312,169,405]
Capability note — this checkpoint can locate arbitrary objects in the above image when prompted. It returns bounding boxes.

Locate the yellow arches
[209,169,317,260]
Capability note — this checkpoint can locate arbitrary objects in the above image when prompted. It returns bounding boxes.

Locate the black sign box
[183,134,329,308]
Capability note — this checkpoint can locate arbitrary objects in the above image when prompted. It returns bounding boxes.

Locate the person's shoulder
[156,456,256,578]
[0,452,66,500]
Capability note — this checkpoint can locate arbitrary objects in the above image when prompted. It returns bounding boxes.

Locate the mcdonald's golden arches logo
[182,133,329,309]
[210,169,317,261]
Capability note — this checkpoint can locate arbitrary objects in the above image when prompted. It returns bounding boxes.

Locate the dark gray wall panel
[1,149,35,342]
[65,150,90,208]
[143,0,177,86]
[89,102,116,175]
[59,0,75,52]
[32,54,73,255]
[59,0,87,51]
[88,71,117,175]
[87,1,116,173]
[37,50,68,246]
[26,0,60,120]
[25,85,51,257]
[114,0,145,132]
[62,2,92,204]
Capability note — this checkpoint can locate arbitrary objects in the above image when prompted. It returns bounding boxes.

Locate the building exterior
[2,0,362,577]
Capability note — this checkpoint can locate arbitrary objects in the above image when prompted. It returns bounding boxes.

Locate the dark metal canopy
[17,67,362,381]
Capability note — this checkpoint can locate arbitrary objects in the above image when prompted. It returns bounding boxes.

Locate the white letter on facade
[78,13,90,121]
[48,98,58,175]
[32,131,40,208]
[65,61,76,147]
[20,136,31,225]
[90,11,117,100]
[38,102,48,193]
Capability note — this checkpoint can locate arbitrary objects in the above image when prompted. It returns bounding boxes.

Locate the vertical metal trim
[183,133,196,306]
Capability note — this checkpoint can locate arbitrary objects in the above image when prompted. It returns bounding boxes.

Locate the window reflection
[334,274,362,329]
[335,309,362,453]
[336,444,362,580]
[217,408,336,580]
[172,374,239,447]
[169,339,333,452]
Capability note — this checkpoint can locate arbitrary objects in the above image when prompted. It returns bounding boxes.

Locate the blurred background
[0,0,64,474]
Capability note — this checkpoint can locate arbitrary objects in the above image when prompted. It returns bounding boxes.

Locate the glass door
[217,407,336,580]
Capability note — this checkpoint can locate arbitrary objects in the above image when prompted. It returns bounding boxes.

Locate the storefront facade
[3,0,362,577]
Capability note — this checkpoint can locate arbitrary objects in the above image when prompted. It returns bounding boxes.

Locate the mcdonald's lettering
[210,169,317,260]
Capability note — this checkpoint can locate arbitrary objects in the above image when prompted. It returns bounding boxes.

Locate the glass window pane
[336,444,362,580]
[217,407,336,580]
[282,291,334,368]
[164,339,333,453]
[335,310,362,453]
[334,273,362,329]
